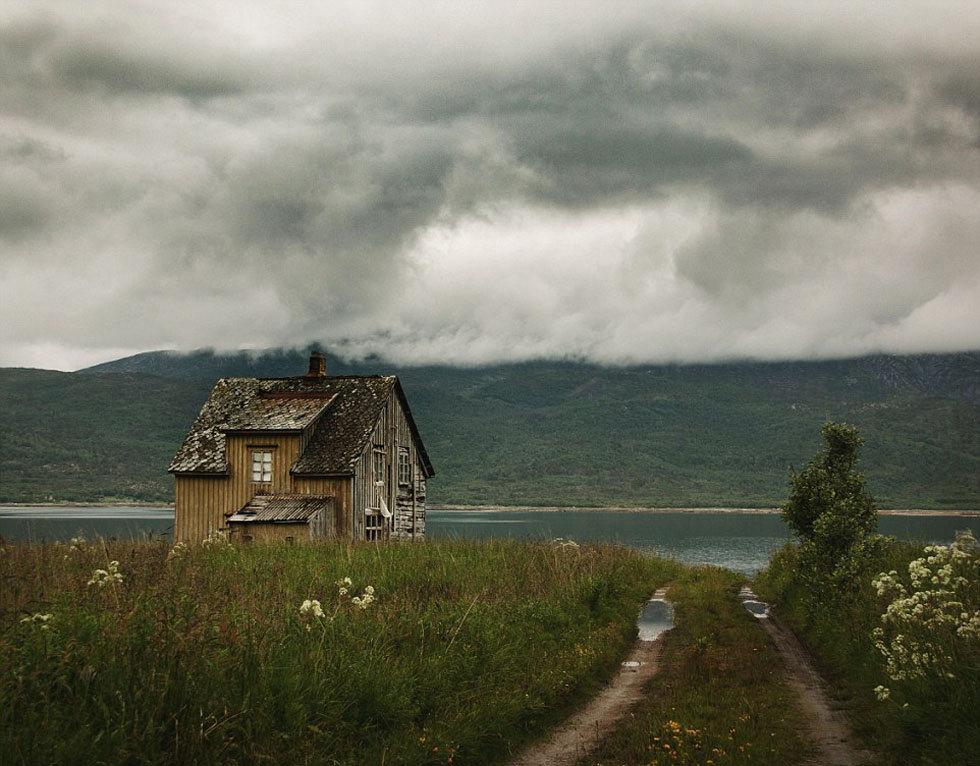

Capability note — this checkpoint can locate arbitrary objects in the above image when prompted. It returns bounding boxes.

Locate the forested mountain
[2,350,978,508]
[0,369,205,502]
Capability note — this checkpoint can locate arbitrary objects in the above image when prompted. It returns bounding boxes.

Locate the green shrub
[756,532,980,764]
[869,531,980,755]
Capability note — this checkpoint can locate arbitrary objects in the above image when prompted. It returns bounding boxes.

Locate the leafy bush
[758,423,980,763]
[870,531,980,741]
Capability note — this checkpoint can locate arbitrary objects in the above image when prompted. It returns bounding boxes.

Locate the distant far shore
[1,501,174,508]
[429,504,980,516]
[4,502,978,517]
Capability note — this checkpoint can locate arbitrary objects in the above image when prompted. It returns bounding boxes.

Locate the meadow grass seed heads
[3,539,672,764]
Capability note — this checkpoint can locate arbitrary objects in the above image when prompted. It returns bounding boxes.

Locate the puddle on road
[738,586,770,619]
[636,596,674,642]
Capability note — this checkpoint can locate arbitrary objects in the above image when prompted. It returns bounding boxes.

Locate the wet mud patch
[636,586,674,641]
[738,585,770,618]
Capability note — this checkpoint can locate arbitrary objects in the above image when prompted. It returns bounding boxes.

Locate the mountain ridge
[84,347,980,404]
[2,349,977,508]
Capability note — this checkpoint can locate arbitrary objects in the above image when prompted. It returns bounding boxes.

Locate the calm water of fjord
[1,506,975,575]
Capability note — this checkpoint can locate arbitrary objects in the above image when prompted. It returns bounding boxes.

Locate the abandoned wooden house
[168,352,434,544]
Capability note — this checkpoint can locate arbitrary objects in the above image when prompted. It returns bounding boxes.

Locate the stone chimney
[305,350,326,378]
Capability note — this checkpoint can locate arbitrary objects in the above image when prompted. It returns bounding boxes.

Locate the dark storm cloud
[372,29,976,218]
[49,41,244,99]
[0,1,978,369]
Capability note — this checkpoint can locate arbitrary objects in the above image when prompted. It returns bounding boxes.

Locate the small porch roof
[227,494,333,524]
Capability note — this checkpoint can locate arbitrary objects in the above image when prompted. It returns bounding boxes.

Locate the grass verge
[0,538,679,765]
[755,538,980,766]
[587,567,813,766]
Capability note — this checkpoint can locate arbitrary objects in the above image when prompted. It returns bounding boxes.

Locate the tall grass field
[1,538,679,765]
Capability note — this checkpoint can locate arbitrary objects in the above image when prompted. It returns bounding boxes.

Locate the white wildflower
[337,576,352,596]
[201,530,229,548]
[299,599,325,618]
[87,560,123,588]
[20,613,53,630]
[167,541,188,561]
[872,530,978,687]
[351,587,376,609]
[874,685,890,701]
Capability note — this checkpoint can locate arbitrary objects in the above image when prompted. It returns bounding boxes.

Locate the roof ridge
[171,374,403,476]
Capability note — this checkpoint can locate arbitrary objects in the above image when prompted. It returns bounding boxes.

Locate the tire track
[739,587,872,766]
[508,588,671,766]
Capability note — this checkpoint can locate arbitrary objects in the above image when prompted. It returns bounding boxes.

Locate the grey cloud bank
[1,1,978,370]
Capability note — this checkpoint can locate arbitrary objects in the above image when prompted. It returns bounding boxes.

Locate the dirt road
[740,587,872,766]
[508,588,670,766]
[510,586,871,766]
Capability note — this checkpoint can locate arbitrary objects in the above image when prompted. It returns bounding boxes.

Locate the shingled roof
[227,494,333,524]
[169,374,433,476]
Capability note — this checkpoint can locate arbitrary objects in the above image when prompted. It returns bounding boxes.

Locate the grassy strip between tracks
[588,567,814,766]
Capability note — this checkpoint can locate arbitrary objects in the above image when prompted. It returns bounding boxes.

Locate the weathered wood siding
[226,509,330,544]
[175,433,344,543]
[292,476,352,539]
[349,392,427,542]
[412,457,427,538]
[174,475,228,543]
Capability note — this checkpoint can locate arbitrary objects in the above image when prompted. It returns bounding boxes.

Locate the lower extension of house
[168,352,434,544]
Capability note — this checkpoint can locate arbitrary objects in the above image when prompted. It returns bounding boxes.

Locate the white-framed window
[365,510,382,541]
[398,447,412,486]
[371,449,385,508]
[251,449,273,483]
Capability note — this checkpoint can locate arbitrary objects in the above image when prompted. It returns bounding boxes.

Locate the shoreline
[1,501,174,508]
[429,505,980,517]
[3,502,978,517]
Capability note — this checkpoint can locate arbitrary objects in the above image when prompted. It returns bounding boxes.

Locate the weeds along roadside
[755,536,980,766]
[588,566,813,766]
[0,537,680,765]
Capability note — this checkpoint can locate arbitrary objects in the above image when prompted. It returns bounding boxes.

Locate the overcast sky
[2,1,978,370]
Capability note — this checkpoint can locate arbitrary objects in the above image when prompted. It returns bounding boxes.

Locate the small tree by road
[782,422,878,580]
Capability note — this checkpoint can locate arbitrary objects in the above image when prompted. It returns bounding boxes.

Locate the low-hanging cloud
[0,1,978,370]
